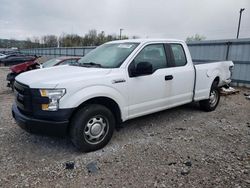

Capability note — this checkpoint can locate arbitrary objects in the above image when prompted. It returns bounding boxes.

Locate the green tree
[186,34,206,42]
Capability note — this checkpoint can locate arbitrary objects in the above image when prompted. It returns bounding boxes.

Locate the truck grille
[14,81,32,115]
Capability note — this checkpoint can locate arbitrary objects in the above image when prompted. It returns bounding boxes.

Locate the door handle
[165,75,173,80]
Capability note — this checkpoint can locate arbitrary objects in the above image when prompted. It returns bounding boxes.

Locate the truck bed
[193,60,233,101]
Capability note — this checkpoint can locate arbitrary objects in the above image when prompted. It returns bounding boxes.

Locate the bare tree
[41,35,58,47]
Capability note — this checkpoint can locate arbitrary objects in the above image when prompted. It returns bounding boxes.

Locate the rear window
[170,44,187,67]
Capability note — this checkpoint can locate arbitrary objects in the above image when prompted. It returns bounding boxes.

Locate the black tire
[199,81,220,112]
[70,104,115,152]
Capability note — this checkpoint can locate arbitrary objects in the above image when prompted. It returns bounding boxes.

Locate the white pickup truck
[12,39,234,152]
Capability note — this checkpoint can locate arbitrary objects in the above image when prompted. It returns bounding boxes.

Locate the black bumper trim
[12,104,69,136]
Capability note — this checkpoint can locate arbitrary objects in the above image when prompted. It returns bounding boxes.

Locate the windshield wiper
[70,62,80,66]
[79,62,102,68]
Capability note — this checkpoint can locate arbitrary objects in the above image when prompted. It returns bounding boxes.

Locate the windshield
[77,42,139,68]
[42,58,61,68]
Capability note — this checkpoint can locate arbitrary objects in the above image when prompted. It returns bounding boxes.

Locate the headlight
[39,89,66,111]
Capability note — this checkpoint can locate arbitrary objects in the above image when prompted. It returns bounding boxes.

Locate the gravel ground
[0,68,249,188]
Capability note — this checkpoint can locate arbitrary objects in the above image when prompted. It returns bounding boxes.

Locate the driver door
[127,43,171,119]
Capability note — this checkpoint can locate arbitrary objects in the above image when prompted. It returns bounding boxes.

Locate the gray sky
[0,0,249,40]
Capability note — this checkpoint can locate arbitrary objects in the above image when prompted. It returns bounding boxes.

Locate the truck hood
[15,65,112,88]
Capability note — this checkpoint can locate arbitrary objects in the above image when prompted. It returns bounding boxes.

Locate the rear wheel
[199,81,220,112]
[70,104,115,152]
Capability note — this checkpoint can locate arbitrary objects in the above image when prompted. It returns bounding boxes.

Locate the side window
[133,44,167,71]
[170,44,187,66]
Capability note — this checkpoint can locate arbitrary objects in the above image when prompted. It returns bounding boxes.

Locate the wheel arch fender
[60,85,127,122]
[207,68,221,88]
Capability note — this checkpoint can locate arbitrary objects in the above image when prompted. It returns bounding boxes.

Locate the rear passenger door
[163,43,194,106]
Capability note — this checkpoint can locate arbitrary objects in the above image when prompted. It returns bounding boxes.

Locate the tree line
[27,29,128,48]
[0,30,130,49]
[0,30,206,49]
[25,30,130,49]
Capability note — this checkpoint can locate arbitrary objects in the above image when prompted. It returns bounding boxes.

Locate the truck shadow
[119,102,201,130]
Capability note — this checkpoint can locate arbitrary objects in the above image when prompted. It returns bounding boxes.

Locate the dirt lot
[0,68,249,188]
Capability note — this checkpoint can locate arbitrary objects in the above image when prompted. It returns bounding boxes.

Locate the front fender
[59,85,128,121]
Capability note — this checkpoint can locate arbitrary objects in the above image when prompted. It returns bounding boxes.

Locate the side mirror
[130,61,153,77]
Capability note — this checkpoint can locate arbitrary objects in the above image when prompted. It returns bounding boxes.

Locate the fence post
[225,42,232,60]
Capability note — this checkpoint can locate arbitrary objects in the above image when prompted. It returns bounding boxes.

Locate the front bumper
[12,104,70,136]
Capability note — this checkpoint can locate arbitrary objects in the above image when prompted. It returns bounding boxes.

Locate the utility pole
[119,28,124,40]
[236,8,245,39]
[57,36,60,48]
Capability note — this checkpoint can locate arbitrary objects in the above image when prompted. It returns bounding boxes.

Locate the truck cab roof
[107,38,184,44]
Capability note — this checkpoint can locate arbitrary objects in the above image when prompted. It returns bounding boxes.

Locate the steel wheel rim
[84,116,109,144]
[209,90,218,107]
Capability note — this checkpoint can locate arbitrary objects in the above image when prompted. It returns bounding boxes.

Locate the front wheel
[70,104,115,152]
[199,82,220,112]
